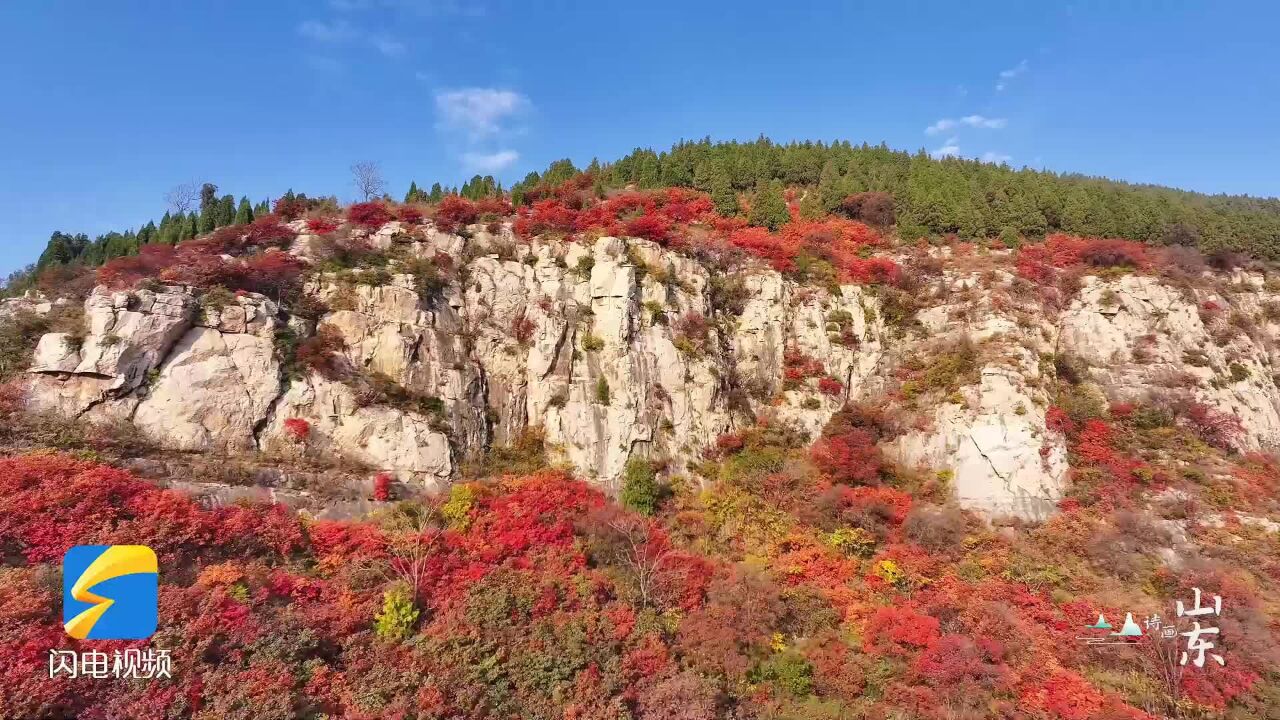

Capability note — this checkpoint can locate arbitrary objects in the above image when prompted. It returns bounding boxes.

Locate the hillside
[1,163,1279,719]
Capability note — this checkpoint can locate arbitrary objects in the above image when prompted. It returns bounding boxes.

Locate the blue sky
[2,1,1278,277]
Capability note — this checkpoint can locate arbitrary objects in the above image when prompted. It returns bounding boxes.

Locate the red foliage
[97,244,178,288]
[1017,233,1153,282]
[273,195,309,221]
[295,327,348,380]
[346,201,393,229]
[1182,402,1244,451]
[714,433,745,455]
[238,251,305,296]
[243,215,296,247]
[434,196,479,231]
[622,213,672,243]
[846,256,902,285]
[373,472,393,502]
[1179,663,1258,709]
[1045,406,1076,435]
[818,376,845,396]
[283,417,311,442]
[863,605,941,657]
[1072,418,1146,489]
[397,204,425,225]
[1023,670,1105,720]
[305,216,341,234]
[511,313,536,345]
[0,454,303,564]
[811,427,883,485]
[913,634,1009,690]
[783,348,826,380]
[728,226,795,273]
[513,199,577,238]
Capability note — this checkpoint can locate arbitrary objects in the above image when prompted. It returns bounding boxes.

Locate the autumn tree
[165,182,199,214]
[351,161,386,201]
[378,499,446,605]
[581,507,680,608]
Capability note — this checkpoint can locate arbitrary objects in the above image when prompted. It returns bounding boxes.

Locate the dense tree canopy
[515,137,1280,258]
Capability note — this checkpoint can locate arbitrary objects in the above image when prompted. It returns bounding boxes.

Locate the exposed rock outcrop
[27,224,1280,518]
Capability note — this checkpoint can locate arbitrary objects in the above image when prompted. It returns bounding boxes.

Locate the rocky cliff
[21,221,1280,520]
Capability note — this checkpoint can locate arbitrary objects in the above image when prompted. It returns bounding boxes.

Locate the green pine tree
[708,162,739,217]
[405,181,420,203]
[199,183,218,213]
[428,183,444,202]
[798,190,824,220]
[216,195,236,228]
[747,179,789,231]
[234,197,254,225]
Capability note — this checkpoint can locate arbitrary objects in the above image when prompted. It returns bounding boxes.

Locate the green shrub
[1228,362,1249,382]
[581,334,605,352]
[751,652,814,696]
[594,377,611,405]
[466,428,548,478]
[440,484,476,529]
[374,584,419,641]
[620,457,659,515]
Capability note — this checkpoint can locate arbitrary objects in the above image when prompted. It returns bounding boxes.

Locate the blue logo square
[62,545,158,640]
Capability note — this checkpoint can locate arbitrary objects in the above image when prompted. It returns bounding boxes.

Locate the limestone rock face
[309,273,486,453]
[263,373,453,488]
[888,269,1068,521]
[132,294,283,451]
[27,286,197,419]
[30,224,1280,521]
[1060,274,1280,450]
[0,291,65,321]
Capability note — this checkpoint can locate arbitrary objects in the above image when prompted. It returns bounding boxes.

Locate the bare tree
[351,161,386,201]
[164,182,199,214]
[581,507,681,609]
[377,500,446,606]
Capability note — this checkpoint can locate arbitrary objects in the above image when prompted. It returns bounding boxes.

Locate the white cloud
[371,34,405,56]
[925,118,958,135]
[961,114,1006,129]
[980,152,1013,164]
[996,59,1029,91]
[298,18,405,58]
[931,138,961,159]
[298,19,357,42]
[462,150,520,172]
[925,115,1007,135]
[435,88,529,139]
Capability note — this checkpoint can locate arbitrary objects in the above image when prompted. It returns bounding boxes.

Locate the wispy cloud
[370,34,405,56]
[462,150,520,172]
[980,152,1013,164]
[931,137,961,159]
[996,59,1029,91]
[297,18,405,58]
[435,88,529,140]
[298,19,358,42]
[925,115,1007,135]
[434,87,530,174]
